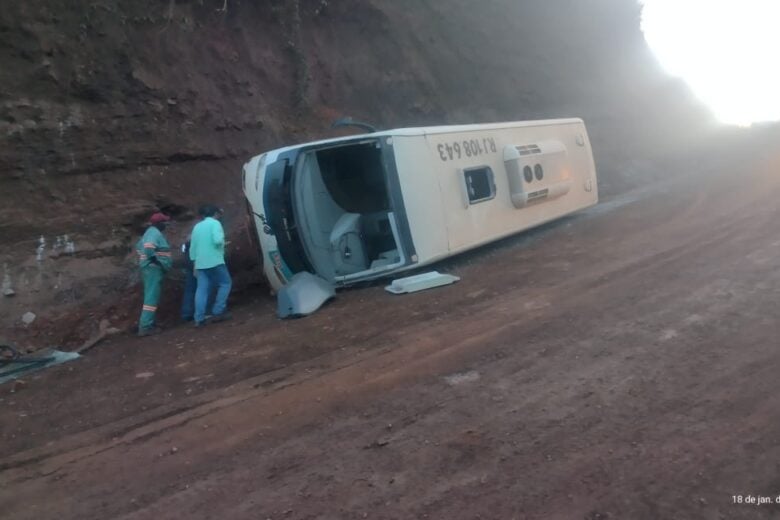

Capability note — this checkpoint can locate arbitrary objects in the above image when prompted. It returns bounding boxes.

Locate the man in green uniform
[136,212,173,336]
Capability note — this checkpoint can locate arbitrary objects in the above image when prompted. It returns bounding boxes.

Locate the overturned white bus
[243,118,598,292]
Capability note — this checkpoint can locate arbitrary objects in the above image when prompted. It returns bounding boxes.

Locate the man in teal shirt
[136,212,173,336]
[189,205,232,326]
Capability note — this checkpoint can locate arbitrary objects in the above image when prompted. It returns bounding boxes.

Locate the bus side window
[463,166,496,205]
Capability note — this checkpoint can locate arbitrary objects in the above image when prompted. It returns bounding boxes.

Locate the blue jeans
[180,267,198,320]
[194,264,232,323]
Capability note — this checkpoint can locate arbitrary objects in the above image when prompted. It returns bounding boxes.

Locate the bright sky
[641,0,780,126]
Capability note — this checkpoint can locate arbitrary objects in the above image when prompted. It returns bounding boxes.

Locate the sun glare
[641,0,780,126]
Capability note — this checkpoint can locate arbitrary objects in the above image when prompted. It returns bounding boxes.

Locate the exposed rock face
[0,0,711,346]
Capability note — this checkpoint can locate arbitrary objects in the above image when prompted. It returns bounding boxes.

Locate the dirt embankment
[0,0,712,346]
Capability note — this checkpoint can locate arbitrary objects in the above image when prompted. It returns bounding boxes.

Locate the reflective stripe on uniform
[143,242,156,249]
[156,251,172,257]
[142,304,157,311]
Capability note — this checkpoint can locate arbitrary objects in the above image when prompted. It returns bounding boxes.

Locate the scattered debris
[63,234,76,254]
[75,319,122,354]
[135,372,155,379]
[277,272,336,319]
[2,265,14,296]
[53,234,76,255]
[443,370,481,386]
[21,312,37,326]
[36,236,46,262]
[385,271,460,295]
[363,438,390,449]
[11,379,27,393]
[0,347,80,385]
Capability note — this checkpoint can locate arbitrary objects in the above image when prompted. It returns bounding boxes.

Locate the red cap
[149,212,171,224]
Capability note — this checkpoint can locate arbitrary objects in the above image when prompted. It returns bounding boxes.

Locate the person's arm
[189,234,197,262]
[143,233,158,264]
[212,220,225,247]
[154,235,173,271]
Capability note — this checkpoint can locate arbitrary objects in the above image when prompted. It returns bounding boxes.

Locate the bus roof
[252,118,585,159]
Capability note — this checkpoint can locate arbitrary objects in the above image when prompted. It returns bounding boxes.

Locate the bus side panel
[391,136,450,264]
[426,121,598,254]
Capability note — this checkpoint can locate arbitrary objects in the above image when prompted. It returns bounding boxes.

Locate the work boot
[138,326,162,337]
[194,320,206,328]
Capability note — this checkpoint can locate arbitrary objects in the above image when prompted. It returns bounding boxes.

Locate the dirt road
[2,150,780,519]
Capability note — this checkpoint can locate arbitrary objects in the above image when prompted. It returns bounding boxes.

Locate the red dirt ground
[2,147,780,519]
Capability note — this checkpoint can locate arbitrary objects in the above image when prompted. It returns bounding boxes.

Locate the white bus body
[243,119,598,291]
